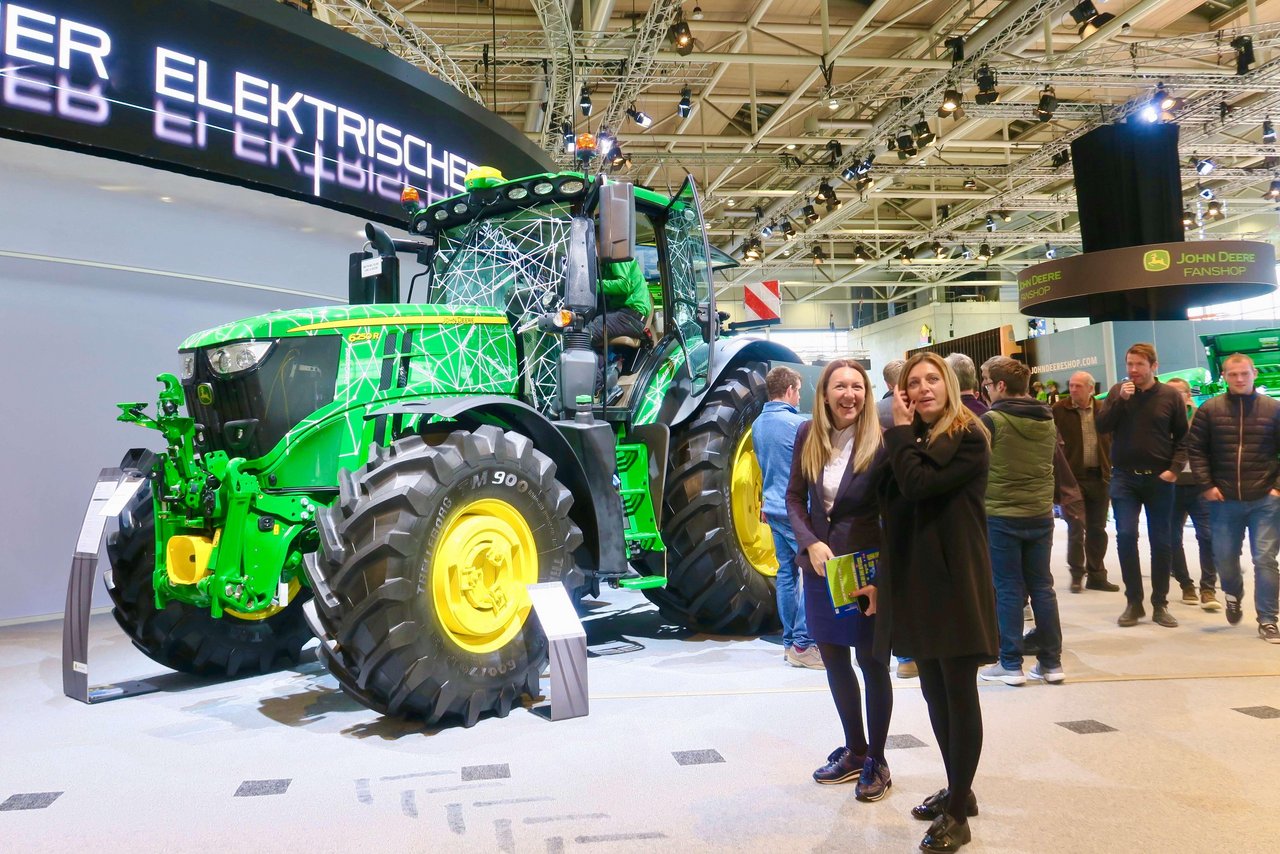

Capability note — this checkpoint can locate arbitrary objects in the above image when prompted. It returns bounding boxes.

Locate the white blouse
[821,425,855,514]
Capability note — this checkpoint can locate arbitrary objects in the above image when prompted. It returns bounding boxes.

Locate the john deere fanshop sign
[1018,240,1277,321]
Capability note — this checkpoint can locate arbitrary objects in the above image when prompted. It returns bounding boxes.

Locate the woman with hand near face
[879,352,997,853]
[785,359,893,802]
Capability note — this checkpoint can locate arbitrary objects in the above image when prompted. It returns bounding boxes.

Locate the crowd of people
[750,341,1280,853]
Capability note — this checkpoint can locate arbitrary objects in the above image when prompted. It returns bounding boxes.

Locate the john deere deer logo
[196,384,214,405]
[1143,249,1171,272]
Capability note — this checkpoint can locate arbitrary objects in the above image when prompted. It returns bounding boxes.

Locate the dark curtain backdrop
[1071,123,1184,253]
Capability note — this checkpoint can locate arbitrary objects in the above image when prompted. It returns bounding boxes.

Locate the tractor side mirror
[597,182,635,263]
[564,217,598,315]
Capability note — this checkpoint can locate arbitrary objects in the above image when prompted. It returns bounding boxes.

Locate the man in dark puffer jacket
[1185,354,1280,644]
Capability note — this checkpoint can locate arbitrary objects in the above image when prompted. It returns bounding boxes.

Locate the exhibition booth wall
[0,135,367,622]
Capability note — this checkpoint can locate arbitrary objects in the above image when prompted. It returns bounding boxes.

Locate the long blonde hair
[899,352,990,446]
[801,359,884,483]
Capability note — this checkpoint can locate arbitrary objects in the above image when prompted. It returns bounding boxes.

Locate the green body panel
[615,440,662,554]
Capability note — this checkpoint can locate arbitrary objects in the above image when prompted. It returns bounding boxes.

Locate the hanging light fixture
[1264,119,1276,143]
[814,179,835,204]
[678,86,692,118]
[668,15,695,56]
[939,87,962,115]
[914,117,936,147]
[963,176,978,191]
[690,4,704,21]
[744,237,763,261]
[627,105,653,128]
[811,245,826,265]
[1195,156,1217,176]
[853,245,872,264]
[1265,180,1280,200]
[1034,84,1057,122]
[760,219,776,239]
[898,245,915,264]
[977,243,992,261]
[974,63,999,105]
[1232,35,1255,75]
[579,84,592,116]
[781,218,796,239]
[1045,243,1057,260]
[1206,200,1224,218]
[802,200,820,224]
[1182,209,1195,226]
[985,214,997,231]
[561,122,576,154]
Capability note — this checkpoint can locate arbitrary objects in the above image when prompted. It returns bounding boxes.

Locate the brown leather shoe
[1152,605,1178,628]
[1117,602,1145,627]
[1086,576,1120,592]
[1070,573,1084,594]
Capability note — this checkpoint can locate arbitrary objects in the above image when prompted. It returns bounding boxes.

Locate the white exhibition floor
[1,520,1277,854]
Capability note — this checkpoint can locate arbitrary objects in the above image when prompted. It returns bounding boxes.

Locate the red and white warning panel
[744,279,782,324]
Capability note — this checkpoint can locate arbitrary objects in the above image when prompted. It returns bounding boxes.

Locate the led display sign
[0,0,552,223]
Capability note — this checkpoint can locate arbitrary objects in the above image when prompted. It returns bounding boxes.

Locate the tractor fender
[668,338,801,427]
[367,396,621,581]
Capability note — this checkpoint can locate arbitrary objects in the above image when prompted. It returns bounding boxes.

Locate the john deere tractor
[108,169,798,726]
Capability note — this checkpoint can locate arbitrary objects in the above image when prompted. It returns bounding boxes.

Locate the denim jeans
[1208,495,1280,625]
[1172,484,1217,593]
[767,515,813,648]
[987,516,1061,670]
[1110,469,1176,607]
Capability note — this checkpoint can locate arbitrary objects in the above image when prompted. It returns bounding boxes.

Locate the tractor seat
[607,311,656,350]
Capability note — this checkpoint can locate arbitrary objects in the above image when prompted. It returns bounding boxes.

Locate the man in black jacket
[1053,371,1118,593]
[1096,343,1187,629]
[1185,354,1280,643]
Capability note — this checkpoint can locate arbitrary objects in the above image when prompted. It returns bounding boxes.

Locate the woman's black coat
[875,419,999,663]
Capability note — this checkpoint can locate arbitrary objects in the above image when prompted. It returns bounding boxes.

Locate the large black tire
[310,425,582,727]
[104,453,315,677]
[645,362,780,634]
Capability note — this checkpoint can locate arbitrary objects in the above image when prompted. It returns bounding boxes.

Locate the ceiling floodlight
[678,86,692,118]
[1034,84,1057,122]
[579,85,592,116]
[975,64,999,105]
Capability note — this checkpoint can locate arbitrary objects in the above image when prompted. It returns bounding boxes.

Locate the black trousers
[587,307,646,350]
[1066,471,1110,581]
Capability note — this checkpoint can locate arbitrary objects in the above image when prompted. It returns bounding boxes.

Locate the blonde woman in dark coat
[876,352,998,854]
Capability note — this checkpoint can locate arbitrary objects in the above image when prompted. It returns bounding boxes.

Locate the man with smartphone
[1096,343,1188,628]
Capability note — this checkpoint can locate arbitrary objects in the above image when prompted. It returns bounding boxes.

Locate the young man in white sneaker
[977,358,1083,685]
[1185,354,1280,644]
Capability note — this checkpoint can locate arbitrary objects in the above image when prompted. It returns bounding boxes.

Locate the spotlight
[1051,150,1072,168]
[963,176,978,190]
[974,64,999,105]
[690,4,703,21]
[1198,184,1214,200]
[1267,180,1280,200]
[1045,243,1057,260]
[1080,12,1114,37]
[761,220,775,239]
[999,210,1012,223]
[896,125,916,152]
[944,36,965,65]
[627,106,653,128]
[914,118,936,147]
[977,243,992,261]
[853,245,872,264]
[725,197,736,207]
[825,87,839,111]
[1195,157,1216,176]
[1266,119,1276,142]
[939,204,951,219]
[825,139,844,167]
[1206,200,1223,218]
[1232,35,1255,75]
[1034,84,1057,122]
[855,156,873,175]
[815,180,835,203]
[781,218,796,239]
[841,165,858,181]
[898,245,915,264]
[1140,103,1159,124]
[1157,83,1176,111]
[596,130,616,159]
[744,237,763,261]
[579,85,592,116]
[1068,1,1098,25]
[959,245,974,260]
[678,86,692,118]
[855,175,873,193]
[1182,209,1195,226]
[669,18,694,56]
[930,241,944,258]
[561,122,575,154]
[802,202,819,224]
[985,214,996,232]
[608,148,631,170]
[939,88,962,114]
[811,245,826,265]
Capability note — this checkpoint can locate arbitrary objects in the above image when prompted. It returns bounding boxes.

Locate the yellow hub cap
[730,428,778,578]
[431,498,539,654]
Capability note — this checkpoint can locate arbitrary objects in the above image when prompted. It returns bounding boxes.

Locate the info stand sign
[1018,240,1277,321]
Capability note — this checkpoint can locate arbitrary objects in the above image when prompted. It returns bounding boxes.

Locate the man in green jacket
[977,357,1078,686]
[587,258,652,350]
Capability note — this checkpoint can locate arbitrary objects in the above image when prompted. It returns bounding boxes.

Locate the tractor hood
[180,304,510,349]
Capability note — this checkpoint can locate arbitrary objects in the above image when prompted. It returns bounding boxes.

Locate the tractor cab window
[664,177,716,392]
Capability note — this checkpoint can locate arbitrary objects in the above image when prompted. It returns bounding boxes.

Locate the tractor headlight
[207,341,273,377]
[179,353,196,381]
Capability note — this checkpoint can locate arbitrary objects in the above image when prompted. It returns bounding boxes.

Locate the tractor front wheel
[310,425,582,727]
[645,362,780,635]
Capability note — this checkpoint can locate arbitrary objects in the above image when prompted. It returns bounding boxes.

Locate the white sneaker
[979,663,1026,686]
[1029,662,1066,684]
[786,645,826,669]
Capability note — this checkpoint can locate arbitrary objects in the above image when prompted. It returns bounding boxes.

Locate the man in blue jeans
[977,357,1081,685]
[1185,353,1280,644]
[752,366,822,668]
[1096,343,1188,629]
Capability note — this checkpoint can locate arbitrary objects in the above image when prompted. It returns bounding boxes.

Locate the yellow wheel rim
[226,578,301,621]
[430,498,539,654]
[730,428,778,578]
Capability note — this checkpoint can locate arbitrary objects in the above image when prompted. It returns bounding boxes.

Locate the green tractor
[108,169,799,726]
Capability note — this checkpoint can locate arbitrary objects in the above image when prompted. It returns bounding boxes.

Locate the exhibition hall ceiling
[311,0,1280,309]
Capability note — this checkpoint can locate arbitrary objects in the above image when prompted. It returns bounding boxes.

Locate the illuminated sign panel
[0,0,551,223]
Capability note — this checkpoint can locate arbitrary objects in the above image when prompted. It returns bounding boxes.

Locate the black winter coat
[1186,391,1280,501]
[876,419,998,663]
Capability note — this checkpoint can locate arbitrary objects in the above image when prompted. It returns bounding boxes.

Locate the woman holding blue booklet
[785,358,893,802]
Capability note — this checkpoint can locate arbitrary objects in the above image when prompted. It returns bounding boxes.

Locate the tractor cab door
[663,176,717,395]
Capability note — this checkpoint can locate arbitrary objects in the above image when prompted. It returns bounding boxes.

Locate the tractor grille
[183,337,341,459]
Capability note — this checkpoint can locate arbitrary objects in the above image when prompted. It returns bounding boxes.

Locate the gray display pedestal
[527,582,588,721]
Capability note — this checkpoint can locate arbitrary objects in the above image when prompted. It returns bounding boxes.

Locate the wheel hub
[431,498,538,653]
[730,428,779,578]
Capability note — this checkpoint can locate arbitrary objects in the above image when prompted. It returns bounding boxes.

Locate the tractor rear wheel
[310,425,582,727]
[105,451,314,677]
[645,362,780,635]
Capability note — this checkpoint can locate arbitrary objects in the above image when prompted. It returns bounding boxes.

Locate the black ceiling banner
[0,0,553,224]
